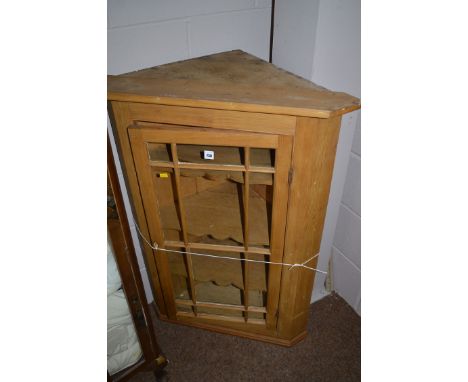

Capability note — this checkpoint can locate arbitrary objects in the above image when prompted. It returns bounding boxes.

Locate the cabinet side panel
[108,101,167,316]
[277,116,341,339]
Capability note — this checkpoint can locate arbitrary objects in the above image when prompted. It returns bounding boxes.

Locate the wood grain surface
[108,50,360,118]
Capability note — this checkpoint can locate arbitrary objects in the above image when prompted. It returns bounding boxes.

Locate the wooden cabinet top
[108,50,360,118]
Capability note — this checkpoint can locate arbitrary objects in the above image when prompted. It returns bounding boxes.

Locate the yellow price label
[158,172,169,178]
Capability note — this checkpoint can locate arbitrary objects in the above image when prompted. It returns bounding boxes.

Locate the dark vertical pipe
[269,0,275,63]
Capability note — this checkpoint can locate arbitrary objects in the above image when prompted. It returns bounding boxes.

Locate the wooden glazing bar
[148,160,276,173]
[170,143,198,316]
[147,161,174,169]
[241,254,249,322]
[188,163,275,174]
[179,162,247,172]
[163,240,271,256]
[176,311,266,326]
[175,299,267,313]
[181,162,275,173]
[248,306,267,313]
[265,135,293,329]
[242,148,251,322]
[248,166,277,173]
[182,251,197,316]
[244,148,251,243]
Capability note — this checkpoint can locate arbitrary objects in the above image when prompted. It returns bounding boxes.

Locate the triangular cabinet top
[108,50,360,118]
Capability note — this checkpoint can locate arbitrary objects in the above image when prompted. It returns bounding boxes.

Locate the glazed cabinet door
[128,122,292,330]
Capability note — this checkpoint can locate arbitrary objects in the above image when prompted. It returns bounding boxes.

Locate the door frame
[128,123,293,330]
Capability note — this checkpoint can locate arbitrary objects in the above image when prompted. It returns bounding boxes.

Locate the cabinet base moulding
[153,302,307,347]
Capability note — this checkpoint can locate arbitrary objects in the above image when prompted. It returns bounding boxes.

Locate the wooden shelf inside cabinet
[157,181,271,246]
[108,50,360,347]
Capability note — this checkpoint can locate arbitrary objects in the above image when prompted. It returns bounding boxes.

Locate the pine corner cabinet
[108,50,360,347]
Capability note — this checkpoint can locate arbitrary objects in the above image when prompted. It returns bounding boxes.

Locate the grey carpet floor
[129,292,360,382]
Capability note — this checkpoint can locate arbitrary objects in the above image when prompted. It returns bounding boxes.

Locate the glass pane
[251,148,275,168]
[196,281,243,305]
[197,306,243,318]
[248,181,273,248]
[152,167,183,241]
[175,303,192,313]
[249,172,273,186]
[179,169,245,246]
[147,143,172,162]
[193,249,244,317]
[166,250,190,301]
[177,144,244,166]
[248,312,266,320]
[247,253,268,319]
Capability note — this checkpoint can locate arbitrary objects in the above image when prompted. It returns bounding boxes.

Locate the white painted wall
[107,0,272,74]
[332,114,361,314]
[273,0,361,313]
[107,0,272,302]
[312,0,360,314]
[272,0,319,79]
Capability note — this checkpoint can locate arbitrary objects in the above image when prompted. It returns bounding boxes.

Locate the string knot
[288,254,320,271]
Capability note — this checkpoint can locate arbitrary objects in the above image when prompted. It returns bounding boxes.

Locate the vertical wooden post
[265,135,293,329]
[277,116,341,339]
[170,143,198,316]
[242,148,251,322]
